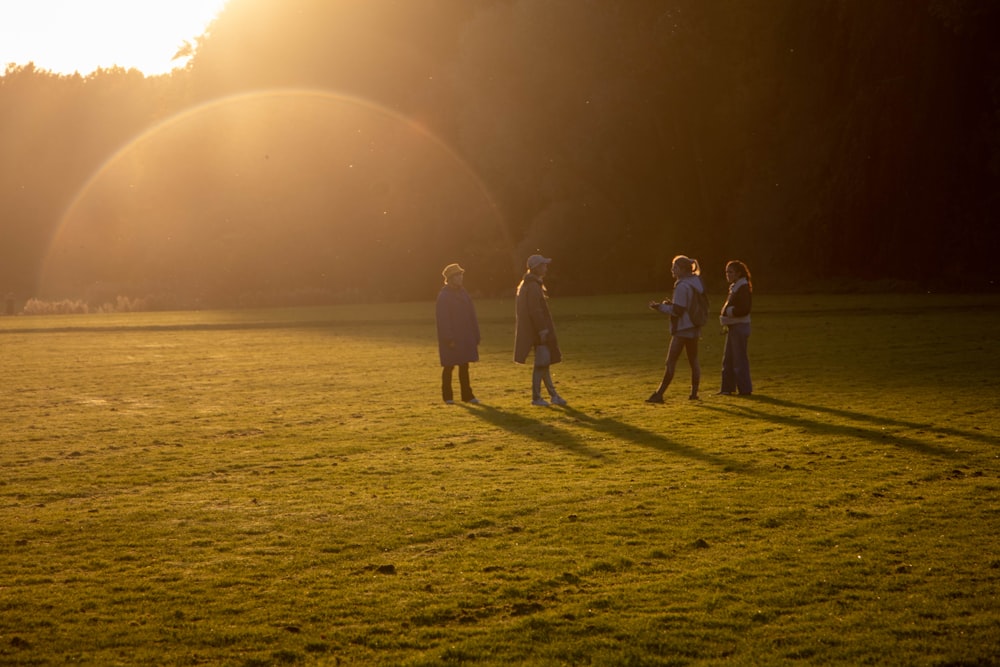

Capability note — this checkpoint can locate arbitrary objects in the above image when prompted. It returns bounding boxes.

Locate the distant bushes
[18,288,378,315]
[22,299,90,315]
[22,296,149,315]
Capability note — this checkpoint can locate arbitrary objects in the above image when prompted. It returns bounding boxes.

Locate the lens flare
[41,88,512,307]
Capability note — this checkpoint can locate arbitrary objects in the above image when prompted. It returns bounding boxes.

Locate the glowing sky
[0,0,229,76]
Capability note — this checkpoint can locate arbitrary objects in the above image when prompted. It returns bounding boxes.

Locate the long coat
[513,273,562,365]
[436,285,480,367]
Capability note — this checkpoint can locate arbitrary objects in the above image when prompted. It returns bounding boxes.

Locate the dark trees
[1,0,997,309]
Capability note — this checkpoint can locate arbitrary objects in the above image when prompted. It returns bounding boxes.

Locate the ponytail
[672,255,700,276]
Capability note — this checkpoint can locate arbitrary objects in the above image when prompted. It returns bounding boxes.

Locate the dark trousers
[442,364,473,402]
[721,323,752,395]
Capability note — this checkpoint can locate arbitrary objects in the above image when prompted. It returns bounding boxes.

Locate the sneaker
[531,398,550,407]
[464,397,480,404]
[645,393,664,404]
[550,395,567,406]
[689,393,700,400]
[444,399,455,405]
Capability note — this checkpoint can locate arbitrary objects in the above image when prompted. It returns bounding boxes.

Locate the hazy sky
[0,0,229,76]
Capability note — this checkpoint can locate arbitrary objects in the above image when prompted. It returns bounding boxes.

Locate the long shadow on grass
[463,404,745,471]
[700,395,968,459]
[749,394,997,447]
[460,403,607,459]
[560,406,748,471]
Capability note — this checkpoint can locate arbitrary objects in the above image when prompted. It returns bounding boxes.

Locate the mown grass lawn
[1,293,998,666]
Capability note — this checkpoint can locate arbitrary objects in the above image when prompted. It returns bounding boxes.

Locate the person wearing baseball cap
[525,254,551,271]
[436,263,481,404]
[514,254,567,406]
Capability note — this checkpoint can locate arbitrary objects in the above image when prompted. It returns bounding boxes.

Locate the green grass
[1,293,998,666]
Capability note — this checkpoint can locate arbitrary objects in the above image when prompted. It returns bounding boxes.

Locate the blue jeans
[721,323,752,395]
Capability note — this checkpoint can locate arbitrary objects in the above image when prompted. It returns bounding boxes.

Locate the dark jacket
[513,272,562,364]
[436,285,480,367]
[719,278,752,326]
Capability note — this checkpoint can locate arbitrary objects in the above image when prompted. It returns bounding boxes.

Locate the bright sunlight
[0,0,229,76]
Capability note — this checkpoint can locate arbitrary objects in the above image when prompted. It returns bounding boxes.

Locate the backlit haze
[0,1,996,311]
[0,0,229,75]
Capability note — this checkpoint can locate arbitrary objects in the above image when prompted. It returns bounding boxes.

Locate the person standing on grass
[646,255,705,403]
[514,254,567,407]
[719,260,753,396]
[436,263,480,404]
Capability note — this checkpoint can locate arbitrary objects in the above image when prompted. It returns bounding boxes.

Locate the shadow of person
[701,395,970,459]
[466,403,744,471]
[747,394,997,447]
[557,406,748,472]
[459,402,607,460]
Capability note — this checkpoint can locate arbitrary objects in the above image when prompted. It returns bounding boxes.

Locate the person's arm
[649,299,672,314]
[436,292,455,346]
[528,283,550,341]
[669,283,690,318]
[470,296,481,345]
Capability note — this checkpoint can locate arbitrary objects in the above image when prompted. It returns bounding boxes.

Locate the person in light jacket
[436,263,480,404]
[514,254,566,406]
[718,260,753,396]
[646,255,705,403]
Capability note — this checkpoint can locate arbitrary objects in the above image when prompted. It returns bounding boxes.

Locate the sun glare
[0,0,229,76]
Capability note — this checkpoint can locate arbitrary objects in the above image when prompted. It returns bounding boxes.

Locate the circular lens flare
[41,89,512,307]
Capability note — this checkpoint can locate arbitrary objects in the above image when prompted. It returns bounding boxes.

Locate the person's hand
[648,301,659,310]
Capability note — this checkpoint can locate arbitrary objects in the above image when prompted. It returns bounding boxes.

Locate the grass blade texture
[1,294,998,665]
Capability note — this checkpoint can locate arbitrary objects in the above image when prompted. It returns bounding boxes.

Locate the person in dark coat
[436,263,480,404]
[514,254,566,406]
[718,260,753,396]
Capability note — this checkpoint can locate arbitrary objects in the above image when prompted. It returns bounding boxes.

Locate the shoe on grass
[550,395,567,406]
[645,393,664,404]
[532,398,550,407]
[464,397,480,404]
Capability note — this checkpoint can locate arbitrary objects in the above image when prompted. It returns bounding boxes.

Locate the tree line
[2,0,997,310]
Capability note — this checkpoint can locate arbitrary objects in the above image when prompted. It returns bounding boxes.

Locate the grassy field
[1,293,998,666]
